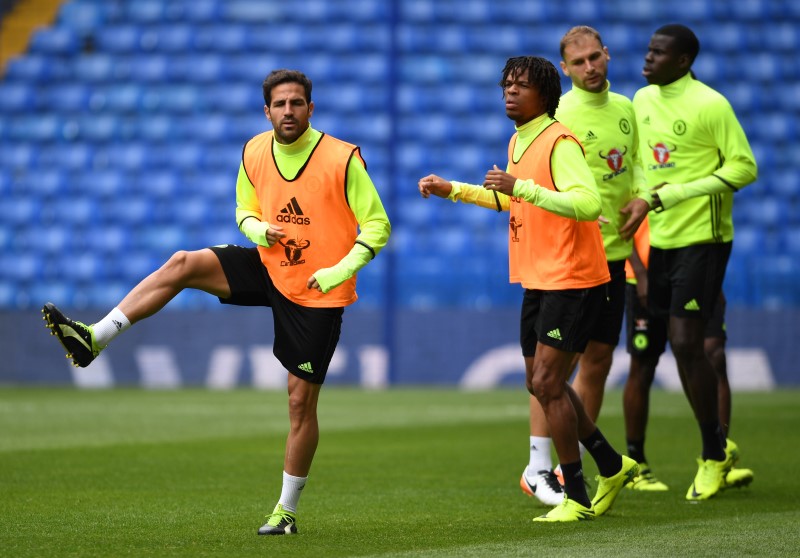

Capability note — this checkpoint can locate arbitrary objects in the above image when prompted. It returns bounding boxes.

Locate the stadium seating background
[1,0,798,314]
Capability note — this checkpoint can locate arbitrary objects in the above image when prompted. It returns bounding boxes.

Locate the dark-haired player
[419,56,637,522]
[619,24,757,501]
[43,69,391,534]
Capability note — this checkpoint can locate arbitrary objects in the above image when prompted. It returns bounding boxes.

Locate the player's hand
[418,174,453,199]
[598,215,610,228]
[307,275,322,292]
[266,223,287,246]
[483,165,517,196]
[618,198,650,241]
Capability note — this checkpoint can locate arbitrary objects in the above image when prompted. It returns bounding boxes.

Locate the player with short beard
[43,69,391,535]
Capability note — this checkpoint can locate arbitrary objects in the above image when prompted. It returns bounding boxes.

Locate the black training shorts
[209,245,343,384]
[520,284,607,356]
[587,259,626,347]
[648,241,731,321]
[626,285,727,357]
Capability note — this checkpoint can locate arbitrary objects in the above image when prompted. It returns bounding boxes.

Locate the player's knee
[669,334,704,362]
[161,250,195,280]
[529,373,559,405]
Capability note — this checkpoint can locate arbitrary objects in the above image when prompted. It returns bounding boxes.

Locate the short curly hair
[498,56,561,119]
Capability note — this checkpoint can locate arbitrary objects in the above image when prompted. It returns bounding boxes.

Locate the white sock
[278,471,307,513]
[527,436,554,475]
[92,307,131,348]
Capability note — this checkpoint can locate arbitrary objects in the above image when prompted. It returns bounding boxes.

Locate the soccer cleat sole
[42,303,95,368]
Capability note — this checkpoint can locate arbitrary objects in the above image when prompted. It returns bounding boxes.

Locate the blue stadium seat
[182,0,222,22]
[86,281,131,308]
[221,1,282,22]
[38,141,94,172]
[751,256,800,307]
[124,0,167,23]
[76,114,120,142]
[29,27,80,55]
[105,196,152,226]
[764,169,800,198]
[0,143,37,169]
[4,53,62,81]
[137,114,178,142]
[57,1,114,34]
[187,114,235,142]
[186,170,237,200]
[783,226,800,255]
[0,253,42,281]
[73,170,130,199]
[13,169,66,198]
[137,171,180,199]
[84,224,130,255]
[141,85,203,113]
[173,53,228,82]
[7,114,60,142]
[46,83,91,112]
[193,24,249,52]
[95,25,142,52]
[117,251,160,282]
[199,141,245,173]
[126,54,171,83]
[167,143,207,170]
[0,82,38,111]
[138,24,195,52]
[206,82,259,111]
[58,253,108,281]
[96,143,155,171]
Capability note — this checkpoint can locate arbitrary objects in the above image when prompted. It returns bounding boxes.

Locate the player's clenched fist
[418,174,453,199]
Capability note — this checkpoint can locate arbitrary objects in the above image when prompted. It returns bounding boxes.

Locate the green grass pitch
[1,387,799,557]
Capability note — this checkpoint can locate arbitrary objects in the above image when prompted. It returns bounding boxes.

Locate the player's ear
[559,60,569,77]
[264,105,272,122]
[308,100,314,118]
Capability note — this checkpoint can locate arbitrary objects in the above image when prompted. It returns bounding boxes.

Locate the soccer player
[42,69,391,535]
[519,26,650,506]
[419,56,638,522]
[619,24,757,500]
[623,218,754,491]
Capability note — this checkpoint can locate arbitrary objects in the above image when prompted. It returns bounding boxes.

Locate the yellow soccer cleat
[533,498,595,523]
[626,462,669,491]
[591,455,639,515]
[723,467,754,490]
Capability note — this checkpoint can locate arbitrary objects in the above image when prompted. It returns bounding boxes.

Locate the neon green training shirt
[556,81,648,262]
[633,72,757,249]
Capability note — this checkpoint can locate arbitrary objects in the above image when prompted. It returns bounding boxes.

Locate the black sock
[560,460,591,508]
[627,439,646,464]
[700,420,726,461]
[581,428,623,478]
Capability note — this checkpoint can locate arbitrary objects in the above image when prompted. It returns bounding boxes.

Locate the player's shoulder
[632,84,658,104]
[320,131,358,151]
[607,89,633,106]
[686,78,731,106]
